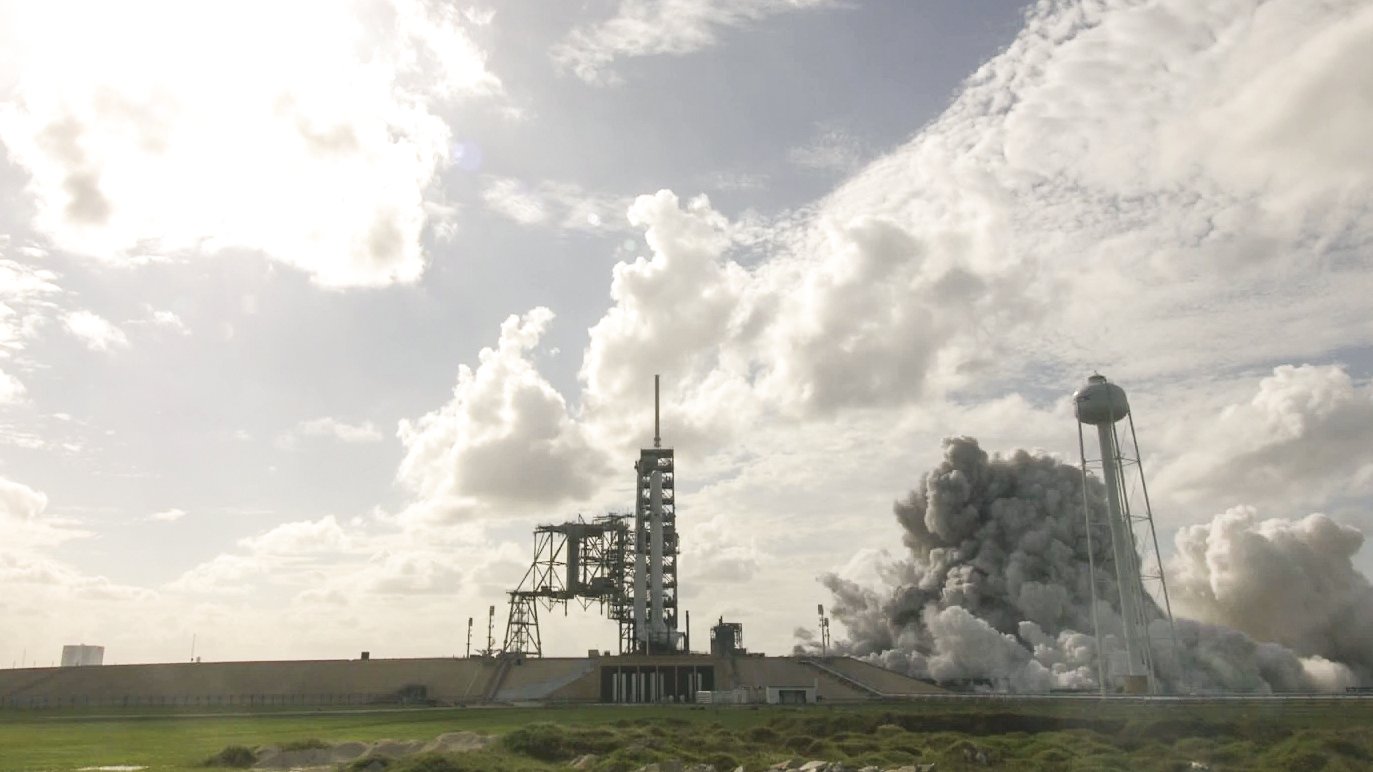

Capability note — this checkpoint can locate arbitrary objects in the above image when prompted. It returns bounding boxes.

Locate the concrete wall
[730,657,867,702]
[0,657,500,708]
[0,654,939,708]
[495,657,597,702]
[819,657,944,696]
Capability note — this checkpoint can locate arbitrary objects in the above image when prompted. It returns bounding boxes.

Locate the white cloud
[397,307,613,522]
[576,187,1024,443]
[355,550,466,595]
[0,250,64,401]
[552,0,840,85]
[131,305,190,336]
[579,191,755,455]
[0,473,150,630]
[166,515,357,597]
[165,553,261,596]
[239,515,352,556]
[481,177,547,225]
[278,417,384,449]
[480,176,632,232]
[0,475,47,522]
[463,7,496,27]
[63,309,129,352]
[787,125,865,173]
[703,171,769,192]
[0,551,152,601]
[572,0,1373,437]
[1153,365,1373,513]
[147,508,187,523]
[0,369,23,404]
[682,514,762,584]
[0,0,503,288]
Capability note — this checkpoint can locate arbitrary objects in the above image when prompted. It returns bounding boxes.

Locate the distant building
[60,645,104,667]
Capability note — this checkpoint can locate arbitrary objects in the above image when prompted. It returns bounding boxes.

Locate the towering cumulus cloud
[812,438,1367,692]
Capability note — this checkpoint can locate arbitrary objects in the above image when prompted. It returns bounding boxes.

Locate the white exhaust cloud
[1170,506,1373,680]
[810,437,1368,692]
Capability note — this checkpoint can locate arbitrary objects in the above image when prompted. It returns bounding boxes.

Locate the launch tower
[501,376,685,657]
[631,374,682,653]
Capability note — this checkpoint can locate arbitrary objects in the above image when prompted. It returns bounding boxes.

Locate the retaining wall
[0,657,497,709]
[0,654,939,709]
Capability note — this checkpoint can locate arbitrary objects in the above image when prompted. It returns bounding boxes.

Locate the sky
[1,0,1371,667]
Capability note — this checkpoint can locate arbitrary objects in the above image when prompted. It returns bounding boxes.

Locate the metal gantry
[500,515,635,656]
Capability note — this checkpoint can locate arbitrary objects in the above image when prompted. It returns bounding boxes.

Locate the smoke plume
[807,437,1368,692]
[1169,507,1373,681]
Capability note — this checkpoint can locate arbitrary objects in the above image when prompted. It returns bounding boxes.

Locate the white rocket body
[649,470,667,641]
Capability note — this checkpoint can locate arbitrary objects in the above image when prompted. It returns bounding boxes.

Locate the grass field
[3,699,1372,772]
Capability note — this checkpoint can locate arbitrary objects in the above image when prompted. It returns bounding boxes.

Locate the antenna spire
[653,374,661,448]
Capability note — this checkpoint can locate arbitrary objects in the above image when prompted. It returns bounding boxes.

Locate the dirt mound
[251,733,491,769]
[422,732,492,753]
[253,741,369,768]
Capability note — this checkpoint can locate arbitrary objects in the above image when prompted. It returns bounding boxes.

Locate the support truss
[500,514,633,656]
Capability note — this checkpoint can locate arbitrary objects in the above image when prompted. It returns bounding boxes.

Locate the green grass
[2,700,1372,771]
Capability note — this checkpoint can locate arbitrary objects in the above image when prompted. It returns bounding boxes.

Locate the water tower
[1074,374,1178,694]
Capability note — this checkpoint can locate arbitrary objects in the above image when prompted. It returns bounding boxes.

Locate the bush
[203,745,256,768]
[704,751,741,770]
[745,725,780,745]
[499,722,621,762]
[600,744,672,772]
[1278,752,1329,772]
[387,753,474,772]
[389,752,521,772]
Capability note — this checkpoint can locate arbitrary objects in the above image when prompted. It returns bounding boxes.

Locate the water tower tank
[1074,374,1130,425]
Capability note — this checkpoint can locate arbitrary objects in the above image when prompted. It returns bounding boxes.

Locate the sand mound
[422,731,492,752]
[252,741,368,768]
[251,732,491,769]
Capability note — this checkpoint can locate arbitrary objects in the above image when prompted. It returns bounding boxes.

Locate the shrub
[704,751,741,770]
[600,744,671,772]
[499,723,621,762]
[1278,752,1329,772]
[387,753,473,772]
[203,745,256,768]
[745,725,780,745]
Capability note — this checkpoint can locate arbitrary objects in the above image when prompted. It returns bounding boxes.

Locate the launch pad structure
[502,375,685,658]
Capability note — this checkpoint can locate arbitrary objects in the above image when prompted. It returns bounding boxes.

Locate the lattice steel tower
[632,375,682,653]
